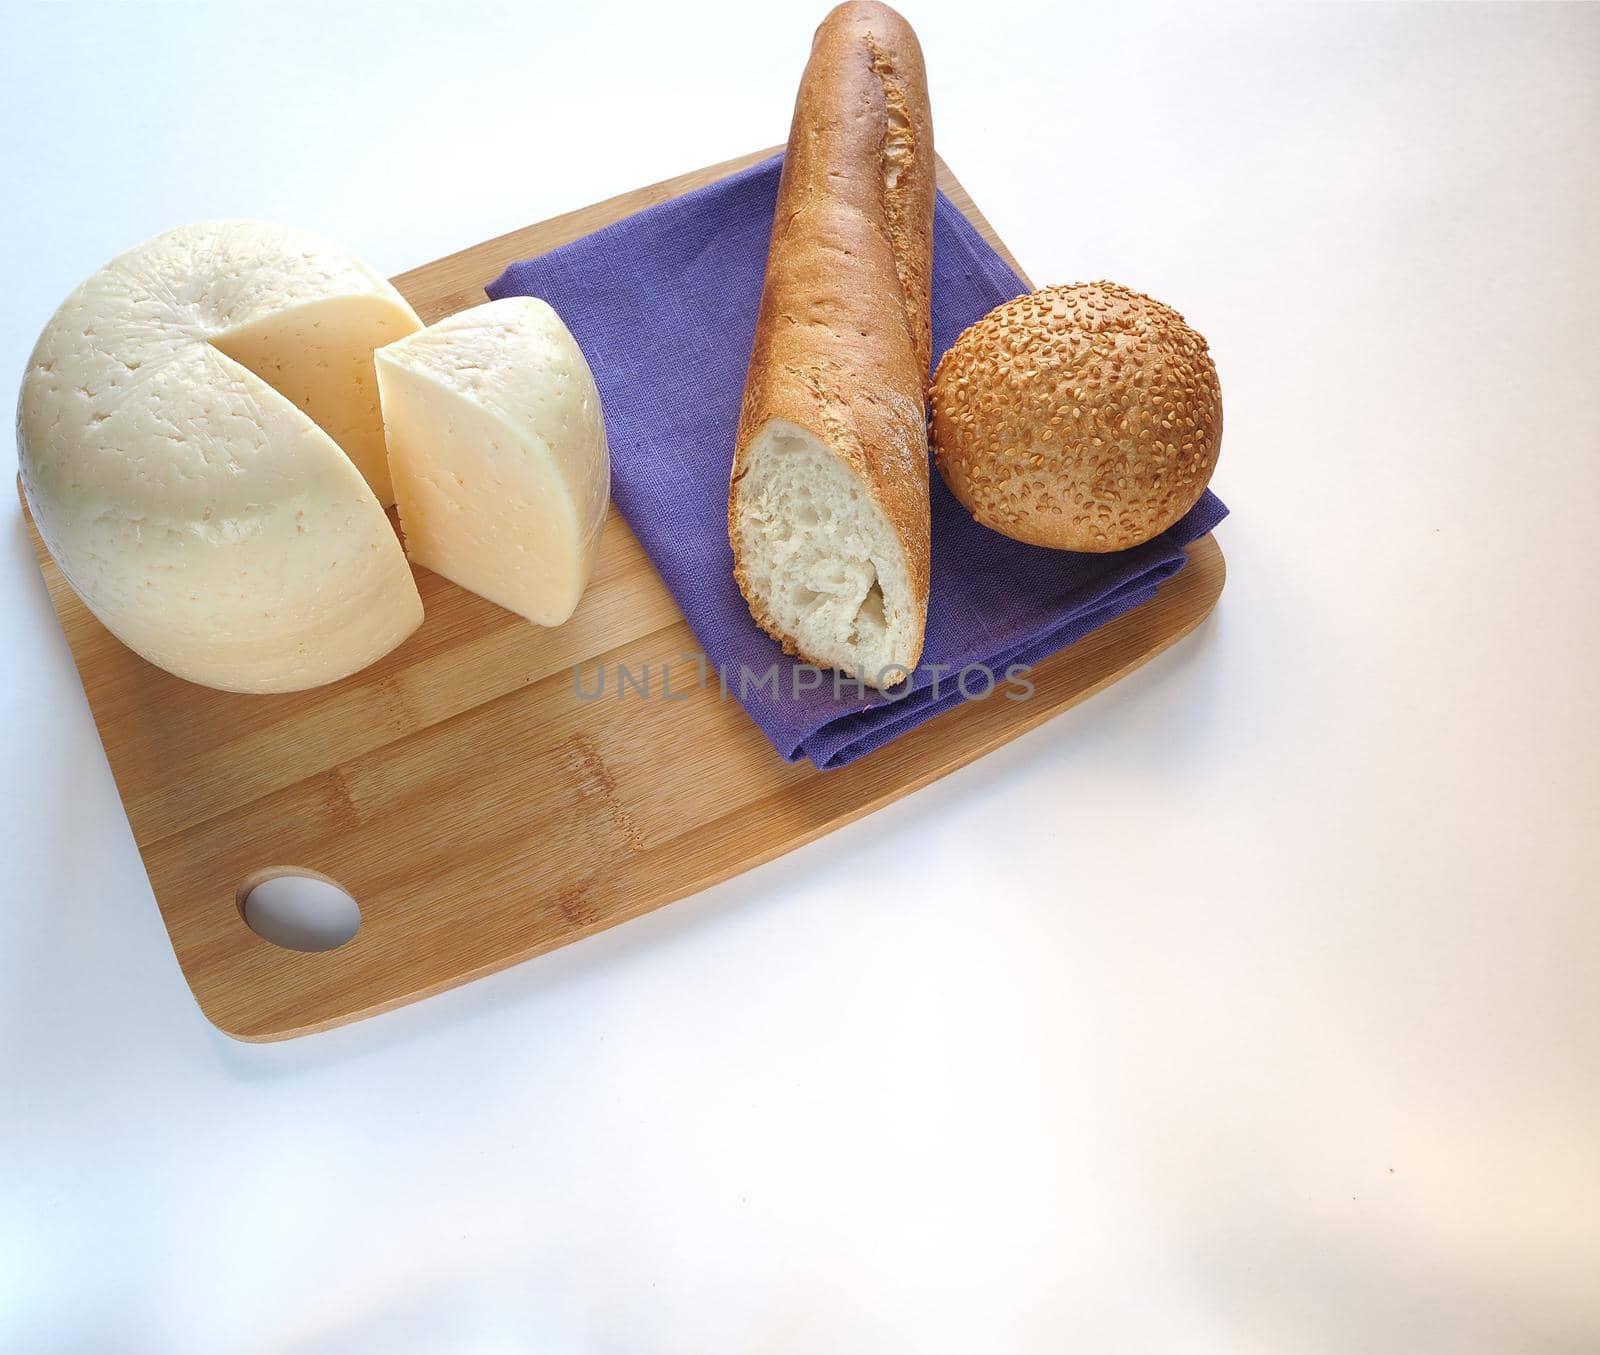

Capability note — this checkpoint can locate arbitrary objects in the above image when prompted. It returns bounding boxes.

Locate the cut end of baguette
[733,419,921,690]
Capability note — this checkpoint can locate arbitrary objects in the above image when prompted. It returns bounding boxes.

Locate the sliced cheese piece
[211,292,414,507]
[375,297,611,627]
[18,220,424,693]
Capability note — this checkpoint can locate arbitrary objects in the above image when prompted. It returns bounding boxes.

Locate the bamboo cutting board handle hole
[238,869,362,953]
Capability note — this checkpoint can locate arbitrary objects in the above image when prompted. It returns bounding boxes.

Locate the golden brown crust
[729,0,934,675]
[930,282,1222,553]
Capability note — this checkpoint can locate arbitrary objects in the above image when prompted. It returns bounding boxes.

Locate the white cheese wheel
[18,220,425,694]
[375,297,610,627]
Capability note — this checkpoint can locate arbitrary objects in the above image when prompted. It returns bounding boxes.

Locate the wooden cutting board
[19,148,1225,1041]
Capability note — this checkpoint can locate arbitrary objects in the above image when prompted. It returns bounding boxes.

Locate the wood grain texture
[19,149,1225,1040]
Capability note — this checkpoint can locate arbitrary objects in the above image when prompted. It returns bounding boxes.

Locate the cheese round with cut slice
[375,297,610,627]
[17,220,425,693]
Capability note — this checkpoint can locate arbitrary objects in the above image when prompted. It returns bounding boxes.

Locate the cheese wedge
[17,220,424,694]
[375,297,610,627]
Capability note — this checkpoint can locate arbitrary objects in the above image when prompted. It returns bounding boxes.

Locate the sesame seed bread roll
[931,282,1222,552]
[729,0,933,690]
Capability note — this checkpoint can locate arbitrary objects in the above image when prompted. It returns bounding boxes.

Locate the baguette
[729,0,934,690]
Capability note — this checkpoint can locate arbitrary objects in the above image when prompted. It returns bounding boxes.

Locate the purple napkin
[488,154,1226,769]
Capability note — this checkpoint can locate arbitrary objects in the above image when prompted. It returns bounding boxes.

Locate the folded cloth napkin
[488,154,1227,769]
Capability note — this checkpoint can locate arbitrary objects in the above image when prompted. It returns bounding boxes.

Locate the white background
[3,2,1598,1350]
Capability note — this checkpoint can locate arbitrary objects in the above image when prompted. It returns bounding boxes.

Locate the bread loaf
[729,0,933,690]
[931,282,1222,552]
